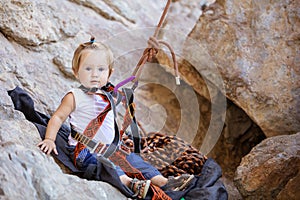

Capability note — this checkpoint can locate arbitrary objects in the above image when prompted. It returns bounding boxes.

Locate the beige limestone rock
[0,142,127,200]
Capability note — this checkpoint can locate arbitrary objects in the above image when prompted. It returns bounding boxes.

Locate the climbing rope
[113,0,180,92]
[132,0,180,87]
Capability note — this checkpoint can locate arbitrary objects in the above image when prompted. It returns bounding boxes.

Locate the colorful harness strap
[122,87,141,154]
[73,84,121,167]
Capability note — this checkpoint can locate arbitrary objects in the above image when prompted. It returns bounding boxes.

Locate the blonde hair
[72,36,114,77]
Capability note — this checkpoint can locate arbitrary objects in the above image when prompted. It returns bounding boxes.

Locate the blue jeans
[74,146,161,180]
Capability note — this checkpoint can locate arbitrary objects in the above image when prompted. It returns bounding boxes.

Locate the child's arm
[37,92,75,155]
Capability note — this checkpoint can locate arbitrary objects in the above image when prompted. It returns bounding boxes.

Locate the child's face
[76,50,110,88]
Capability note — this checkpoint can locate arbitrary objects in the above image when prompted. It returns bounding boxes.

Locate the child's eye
[98,67,105,72]
[85,67,91,71]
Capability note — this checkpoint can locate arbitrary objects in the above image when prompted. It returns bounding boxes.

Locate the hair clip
[90,36,95,44]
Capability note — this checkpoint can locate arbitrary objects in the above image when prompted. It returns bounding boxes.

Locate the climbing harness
[72,84,173,200]
[72,85,123,168]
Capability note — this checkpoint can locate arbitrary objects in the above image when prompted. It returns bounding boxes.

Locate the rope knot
[145,36,160,62]
[130,0,180,86]
[144,48,158,63]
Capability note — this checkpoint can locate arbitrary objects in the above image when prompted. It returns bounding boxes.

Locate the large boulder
[234,132,300,199]
[185,0,300,137]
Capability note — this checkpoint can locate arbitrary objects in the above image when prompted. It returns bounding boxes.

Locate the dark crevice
[207,99,266,178]
[0,28,54,51]
[102,0,136,24]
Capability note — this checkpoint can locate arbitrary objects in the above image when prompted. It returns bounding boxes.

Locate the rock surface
[186,0,300,138]
[234,132,300,200]
[0,142,126,200]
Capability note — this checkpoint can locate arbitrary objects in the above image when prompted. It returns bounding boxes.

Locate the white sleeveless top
[67,88,115,146]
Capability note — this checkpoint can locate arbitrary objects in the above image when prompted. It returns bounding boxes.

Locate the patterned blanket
[123,131,207,177]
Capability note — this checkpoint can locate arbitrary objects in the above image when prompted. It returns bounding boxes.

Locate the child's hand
[37,139,58,155]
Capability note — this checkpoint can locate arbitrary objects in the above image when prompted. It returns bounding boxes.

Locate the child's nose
[92,69,99,77]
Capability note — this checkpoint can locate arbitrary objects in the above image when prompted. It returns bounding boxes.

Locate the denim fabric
[74,147,161,179]
[124,153,161,179]
[115,166,126,176]
[76,148,98,170]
